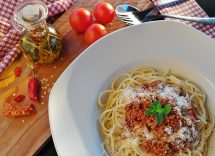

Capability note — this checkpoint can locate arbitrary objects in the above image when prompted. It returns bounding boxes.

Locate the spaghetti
[98,66,214,156]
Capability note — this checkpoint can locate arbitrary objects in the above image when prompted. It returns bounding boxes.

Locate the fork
[116,0,183,25]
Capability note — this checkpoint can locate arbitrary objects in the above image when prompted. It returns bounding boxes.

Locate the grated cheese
[165,126,173,135]
[185,117,192,126]
[169,127,193,144]
[179,121,182,127]
[138,92,150,98]
[122,131,132,138]
[131,138,138,145]
[157,83,164,89]
[158,84,189,108]
[176,97,188,107]
[123,88,138,103]
[143,127,154,140]
[123,83,190,109]
[191,124,198,139]
[178,127,191,140]
[174,106,182,116]
[123,88,150,103]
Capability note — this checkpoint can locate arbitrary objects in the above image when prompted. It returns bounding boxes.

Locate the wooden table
[0,0,151,155]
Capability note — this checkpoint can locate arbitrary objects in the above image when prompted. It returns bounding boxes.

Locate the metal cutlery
[116,0,183,25]
[144,14,215,25]
[116,0,215,25]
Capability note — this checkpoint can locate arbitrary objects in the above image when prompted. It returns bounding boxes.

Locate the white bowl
[49,21,215,156]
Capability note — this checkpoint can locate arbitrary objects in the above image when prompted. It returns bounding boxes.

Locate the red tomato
[84,24,108,45]
[69,8,93,33]
[93,2,115,25]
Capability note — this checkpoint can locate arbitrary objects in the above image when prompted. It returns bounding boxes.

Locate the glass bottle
[13,0,62,64]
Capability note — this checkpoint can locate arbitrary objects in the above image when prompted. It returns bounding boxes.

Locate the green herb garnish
[144,101,171,125]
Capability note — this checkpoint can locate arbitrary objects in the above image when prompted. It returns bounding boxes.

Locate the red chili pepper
[14,66,22,77]
[14,95,25,102]
[28,77,39,102]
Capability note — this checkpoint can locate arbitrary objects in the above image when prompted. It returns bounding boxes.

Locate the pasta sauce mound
[123,82,199,156]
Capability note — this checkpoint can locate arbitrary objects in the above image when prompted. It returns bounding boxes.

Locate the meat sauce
[124,82,199,156]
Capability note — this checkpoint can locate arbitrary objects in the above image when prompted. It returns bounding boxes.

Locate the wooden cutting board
[0,0,151,155]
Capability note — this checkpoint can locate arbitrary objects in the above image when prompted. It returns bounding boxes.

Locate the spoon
[116,0,181,14]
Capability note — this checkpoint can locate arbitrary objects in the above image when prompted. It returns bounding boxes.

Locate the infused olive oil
[20,24,62,64]
[13,0,62,64]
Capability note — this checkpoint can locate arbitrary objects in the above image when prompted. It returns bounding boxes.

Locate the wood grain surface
[0,0,151,155]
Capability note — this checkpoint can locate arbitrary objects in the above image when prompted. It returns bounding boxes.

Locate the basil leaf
[155,114,164,125]
[163,104,171,116]
[144,101,171,124]
[155,102,164,114]
[149,103,156,110]
[154,101,160,105]
[144,109,156,116]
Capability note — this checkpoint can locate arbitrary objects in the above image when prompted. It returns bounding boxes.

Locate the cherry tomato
[84,24,108,45]
[93,2,115,25]
[69,8,93,33]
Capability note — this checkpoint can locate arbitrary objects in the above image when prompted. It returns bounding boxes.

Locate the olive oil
[13,0,62,64]
[20,24,62,64]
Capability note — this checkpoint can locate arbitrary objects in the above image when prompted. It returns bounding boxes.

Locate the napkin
[151,0,215,38]
[0,0,76,74]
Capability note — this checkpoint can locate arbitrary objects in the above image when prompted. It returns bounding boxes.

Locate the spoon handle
[140,0,183,14]
[156,0,182,8]
[147,14,215,25]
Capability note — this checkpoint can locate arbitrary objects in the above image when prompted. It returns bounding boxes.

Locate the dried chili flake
[14,66,22,77]
[3,103,36,117]
[14,95,25,102]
